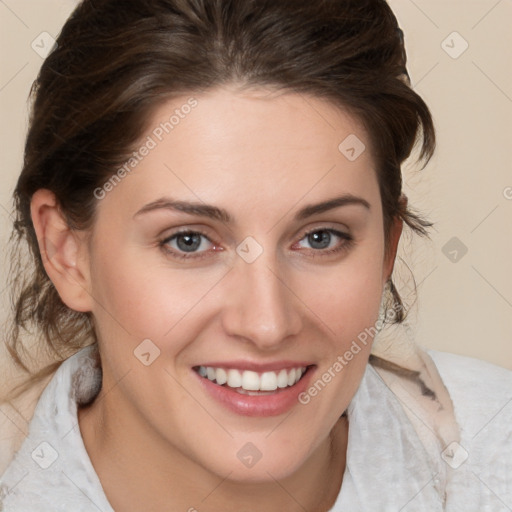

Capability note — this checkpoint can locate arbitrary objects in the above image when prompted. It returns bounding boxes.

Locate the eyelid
[295,222,351,241]
[160,227,213,242]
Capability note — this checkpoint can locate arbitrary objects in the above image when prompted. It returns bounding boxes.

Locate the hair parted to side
[7,0,435,387]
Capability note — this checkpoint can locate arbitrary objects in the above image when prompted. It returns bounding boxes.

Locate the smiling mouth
[193,365,313,395]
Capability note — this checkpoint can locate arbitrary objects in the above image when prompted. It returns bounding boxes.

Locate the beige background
[0,0,511,370]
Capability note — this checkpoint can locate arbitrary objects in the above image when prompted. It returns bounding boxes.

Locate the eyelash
[159,227,354,261]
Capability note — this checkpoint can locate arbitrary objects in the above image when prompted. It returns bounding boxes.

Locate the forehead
[145,86,372,165]
[103,86,379,219]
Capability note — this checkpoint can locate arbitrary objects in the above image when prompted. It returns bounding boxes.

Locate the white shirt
[1,346,511,511]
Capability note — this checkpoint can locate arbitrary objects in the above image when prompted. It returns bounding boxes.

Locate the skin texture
[31,86,403,511]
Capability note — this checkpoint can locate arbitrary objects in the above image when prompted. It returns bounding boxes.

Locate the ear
[383,193,406,282]
[30,189,93,312]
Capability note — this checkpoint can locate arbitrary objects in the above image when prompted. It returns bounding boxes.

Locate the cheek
[89,242,229,346]
[300,251,384,337]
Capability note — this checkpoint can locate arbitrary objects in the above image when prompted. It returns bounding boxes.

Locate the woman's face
[82,86,400,481]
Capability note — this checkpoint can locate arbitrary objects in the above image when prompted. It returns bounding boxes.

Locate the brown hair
[7,0,435,385]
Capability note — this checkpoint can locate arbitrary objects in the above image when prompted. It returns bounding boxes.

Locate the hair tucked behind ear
[5,0,435,395]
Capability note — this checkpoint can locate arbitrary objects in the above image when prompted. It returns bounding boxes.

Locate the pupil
[177,233,201,252]
[309,231,330,249]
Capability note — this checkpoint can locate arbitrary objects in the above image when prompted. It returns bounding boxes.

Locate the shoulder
[429,349,512,385]
[0,347,110,511]
[427,350,512,408]
[0,378,52,476]
[429,350,512,507]
[428,349,512,435]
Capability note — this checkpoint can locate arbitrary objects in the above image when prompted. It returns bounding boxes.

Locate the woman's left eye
[160,228,354,261]
[294,228,354,255]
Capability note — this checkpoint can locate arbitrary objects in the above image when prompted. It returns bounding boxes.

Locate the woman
[0,0,510,510]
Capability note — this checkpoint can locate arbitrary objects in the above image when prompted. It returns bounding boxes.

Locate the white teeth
[277,369,289,388]
[215,368,227,385]
[227,369,242,388]
[260,371,278,391]
[197,365,307,392]
[242,370,260,391]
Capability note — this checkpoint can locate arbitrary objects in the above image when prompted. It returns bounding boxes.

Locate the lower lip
[194,367,315,417]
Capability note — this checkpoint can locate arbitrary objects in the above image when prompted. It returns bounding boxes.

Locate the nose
[220,252,303,350]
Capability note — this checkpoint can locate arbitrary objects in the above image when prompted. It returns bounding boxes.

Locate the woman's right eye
[159,231,217,260]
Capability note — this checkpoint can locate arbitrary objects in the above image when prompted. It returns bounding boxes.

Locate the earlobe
[30,189,93,313]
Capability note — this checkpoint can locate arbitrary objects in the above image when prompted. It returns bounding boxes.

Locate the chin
[223,460,303,484]
[205,441,310,484]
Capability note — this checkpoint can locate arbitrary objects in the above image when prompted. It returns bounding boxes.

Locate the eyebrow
[133,194,371,223]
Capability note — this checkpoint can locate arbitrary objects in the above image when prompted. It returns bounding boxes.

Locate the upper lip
[194,360,315,372]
